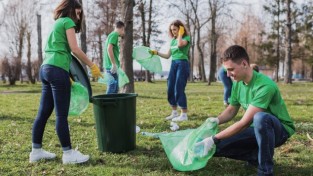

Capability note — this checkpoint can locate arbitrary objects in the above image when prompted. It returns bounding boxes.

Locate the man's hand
[110,64,117,74]
[89,64,103,79]
[194,136,215,157]
[178,26,185,36]
[149,49,158,55]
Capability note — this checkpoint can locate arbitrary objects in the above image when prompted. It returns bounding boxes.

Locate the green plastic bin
[91,93,137,153]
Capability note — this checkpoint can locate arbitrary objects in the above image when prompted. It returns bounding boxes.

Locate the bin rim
[91,93,138,100]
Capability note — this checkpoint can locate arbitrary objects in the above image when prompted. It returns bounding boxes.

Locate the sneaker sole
[63,157,90,164]
[165,115,179,121]
[29,156,56,163]
[172,118,188,122]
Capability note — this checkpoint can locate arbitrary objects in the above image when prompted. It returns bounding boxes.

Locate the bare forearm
[217,105,239,124]
[72,48,93,67]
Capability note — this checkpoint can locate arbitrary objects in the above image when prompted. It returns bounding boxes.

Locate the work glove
[178,25,185,36]
[110,64,117,74]
[194,136,215,157]
[89,64,103,79]
[149,49,158,55]
[208,117,219,125]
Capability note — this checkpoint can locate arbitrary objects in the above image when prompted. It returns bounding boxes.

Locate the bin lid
[70,55,92,99]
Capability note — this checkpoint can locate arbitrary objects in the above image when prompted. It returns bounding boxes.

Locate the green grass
[0,81,312,175]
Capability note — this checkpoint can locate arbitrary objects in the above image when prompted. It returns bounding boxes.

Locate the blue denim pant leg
[105,70,119,94]
[32,65,72,150]
[254,112,289,176]
[218,67,232,104]
[214,112,289,176]
[167,60,189,109]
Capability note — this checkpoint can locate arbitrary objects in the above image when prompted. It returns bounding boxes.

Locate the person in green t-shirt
[103,21,125,94]
[150,20,191,122]
[30,0,102,165]
[195,45,295,176]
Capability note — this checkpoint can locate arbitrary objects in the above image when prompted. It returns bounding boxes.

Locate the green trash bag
[69,82,89,116]
[98,68,129,88]
[132,46,162,73]
[158,118,218,171]
[117,67,129,87]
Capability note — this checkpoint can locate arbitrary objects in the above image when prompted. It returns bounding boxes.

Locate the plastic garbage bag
[69,82,89,116]
[132,46,162,73]
[158,118,218,171]
[117,67,129,87]
[98,68,129,88]
[132,46,151,61]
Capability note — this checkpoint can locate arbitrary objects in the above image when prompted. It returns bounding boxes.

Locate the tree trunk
[98,32,103,71]
[79,0,88,72]
[208,4,217,85]
[26,32,36,84]
[37,14,42,81]
[275,0,281,82]
[196,27,206,82]
[284,0,292,84]
[120,0,134,93]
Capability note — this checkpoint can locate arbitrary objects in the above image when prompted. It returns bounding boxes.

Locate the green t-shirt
[43,17,76,72]
[103,31,120,69]
[229,71,295,137]
[170,35,190,60]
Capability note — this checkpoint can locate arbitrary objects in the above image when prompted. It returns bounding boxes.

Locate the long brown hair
[168,20,189,38]
[53,0,83,33]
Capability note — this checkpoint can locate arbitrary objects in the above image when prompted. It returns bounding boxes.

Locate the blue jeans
[106,70,118,94]
[32,65,72,151]
[167,60,190,109]
[214,112,290,176]
[218,67,232,104]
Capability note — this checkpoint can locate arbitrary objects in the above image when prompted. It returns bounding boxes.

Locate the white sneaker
[172,114,188,122]
[29,148,56,163]
[62,149,90,164]
[165,112,179,120]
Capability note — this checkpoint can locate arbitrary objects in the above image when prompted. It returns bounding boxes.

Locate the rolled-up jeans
[32,65,72,151]
[218,67,232,104]
[214,112,290,176]
[106,70,118,94]
[167,59,190,109]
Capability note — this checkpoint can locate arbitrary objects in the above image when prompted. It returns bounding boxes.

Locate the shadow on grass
[138,95,164,100]
[0,114,34,123]
[0,90,42,94]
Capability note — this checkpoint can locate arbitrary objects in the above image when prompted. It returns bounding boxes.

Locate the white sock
[63,149,72,154]
[181,113,187,117]
[172,110,178,115]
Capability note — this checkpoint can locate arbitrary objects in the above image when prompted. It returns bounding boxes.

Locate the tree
[189,0,210,82]
[137,0,152,82]
[207,0,230,85]
[120,0,135,93]
[264,0,285,82]
[26,31,36,84]
[284,0,292,84]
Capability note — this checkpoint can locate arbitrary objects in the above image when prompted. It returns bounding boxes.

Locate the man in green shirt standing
[103,21,125,94]
[195,45,295,176]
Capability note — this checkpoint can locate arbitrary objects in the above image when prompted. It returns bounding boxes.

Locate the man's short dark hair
[222,45,249,64]
[115,21,125,28]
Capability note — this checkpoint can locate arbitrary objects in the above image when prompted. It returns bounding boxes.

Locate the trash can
[91,93,137,153]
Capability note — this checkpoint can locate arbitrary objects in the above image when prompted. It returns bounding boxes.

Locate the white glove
[110,64,117,74]
[194,136,215,157]
[208,117,219,124]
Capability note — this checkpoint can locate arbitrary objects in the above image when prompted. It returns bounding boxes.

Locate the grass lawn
[0,81,312,175]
